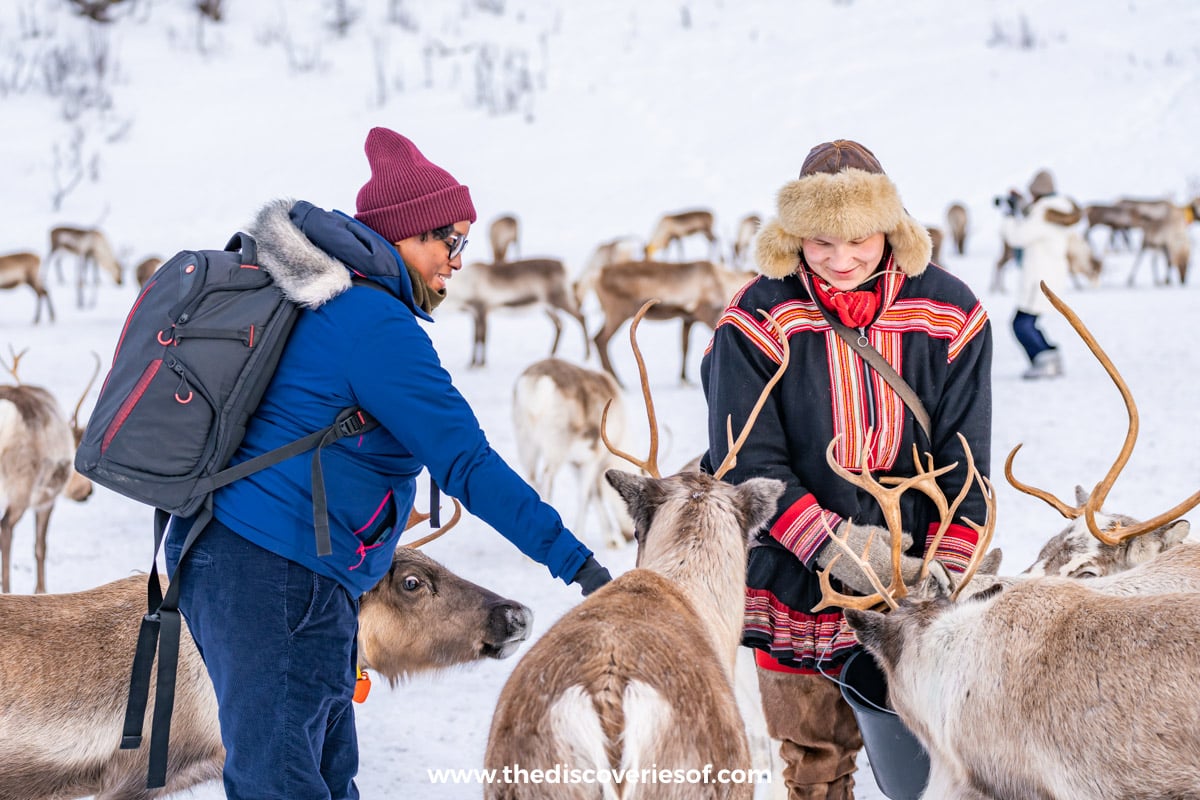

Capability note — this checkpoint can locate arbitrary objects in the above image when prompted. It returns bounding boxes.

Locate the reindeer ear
[964,581,1005,604]
[908,573,937,601]
[734,477,786,535]
[1127,520,1189,565]
[1164,519,1191,546]
[924,560,954,596]
[977,547,1004,575]
[1074,485,1091,505]
[843,608,887,649]
[1126,535,1161,566]
[604,469,663,536]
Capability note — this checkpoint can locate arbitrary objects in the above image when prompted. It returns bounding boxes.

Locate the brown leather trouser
[757,666,864,800]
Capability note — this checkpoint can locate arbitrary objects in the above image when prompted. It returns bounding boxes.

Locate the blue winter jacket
[211,199,593,596]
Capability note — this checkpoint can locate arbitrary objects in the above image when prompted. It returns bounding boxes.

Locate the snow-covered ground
[2,1,1198,797]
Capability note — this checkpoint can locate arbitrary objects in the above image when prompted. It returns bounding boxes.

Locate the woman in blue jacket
[166,127,611,800]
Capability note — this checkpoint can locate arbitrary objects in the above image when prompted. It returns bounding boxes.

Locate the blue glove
[572,555,612,596]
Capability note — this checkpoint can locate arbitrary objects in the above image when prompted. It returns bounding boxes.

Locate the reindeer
[926,225,944,264]
[490,214,520,263]
[730,213,761,269]
[0,251,55,324]
[1083,202,1137,251]
[846,549,1200,799]
[1123,198,1191,286]
[838,283,1200,800]
[48,225,124,308]
[0,349,98,594]
[441,258,590,368]
[945,203,968,256]
[133,256,163,288]
[590,259,737,386]
[511,358,635,549]
[644,208,718,261]
[0,503,537,800]
[484,301,788,800]
[572,236,644,311]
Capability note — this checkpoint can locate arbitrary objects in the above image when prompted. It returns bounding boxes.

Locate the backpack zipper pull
[170,367,194,405]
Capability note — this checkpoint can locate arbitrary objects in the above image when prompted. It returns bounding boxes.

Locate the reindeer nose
[497,602,532,641]
[483,601,533,659]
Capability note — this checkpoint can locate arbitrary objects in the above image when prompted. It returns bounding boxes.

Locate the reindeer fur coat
[210,199,593,595]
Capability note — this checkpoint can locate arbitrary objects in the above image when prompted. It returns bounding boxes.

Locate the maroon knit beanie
[354,127,477,242]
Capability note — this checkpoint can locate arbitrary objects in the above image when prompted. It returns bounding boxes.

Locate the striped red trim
[745,587,859,666]
[770,494,841,564]
[949,302,989,363]
[925,521,980,574]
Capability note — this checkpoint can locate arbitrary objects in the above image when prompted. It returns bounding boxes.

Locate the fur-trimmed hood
[754,168,932,280]
[247,198,426,320]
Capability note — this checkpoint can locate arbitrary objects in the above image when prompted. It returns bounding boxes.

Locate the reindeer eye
[402,576,422,591]
[1071,567,1100,579]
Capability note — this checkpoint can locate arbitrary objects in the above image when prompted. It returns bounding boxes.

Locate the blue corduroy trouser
[166,518,361,800]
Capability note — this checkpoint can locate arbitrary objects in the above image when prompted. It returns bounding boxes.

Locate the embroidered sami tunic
[700,257,992,669]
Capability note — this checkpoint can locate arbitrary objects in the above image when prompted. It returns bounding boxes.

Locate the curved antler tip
[1004,443,1024,464]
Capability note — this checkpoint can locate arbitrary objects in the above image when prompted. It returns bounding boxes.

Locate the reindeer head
[604,468,782,570]
[1022,486,1190,578]
[599,297,790,562]
[847,280,1200,658]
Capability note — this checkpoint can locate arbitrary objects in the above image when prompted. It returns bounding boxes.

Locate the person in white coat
[1000,168,1081,378]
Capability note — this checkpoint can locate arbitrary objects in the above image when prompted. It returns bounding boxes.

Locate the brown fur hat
[1029,169,1055,200]
[754,140,932,279]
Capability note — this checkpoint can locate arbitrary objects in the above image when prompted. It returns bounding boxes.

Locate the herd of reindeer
[0,198,1199,799]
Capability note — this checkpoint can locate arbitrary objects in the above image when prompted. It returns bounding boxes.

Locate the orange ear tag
[353,667,371,703]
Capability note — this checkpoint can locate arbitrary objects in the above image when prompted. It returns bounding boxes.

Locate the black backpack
[75,232,379,788]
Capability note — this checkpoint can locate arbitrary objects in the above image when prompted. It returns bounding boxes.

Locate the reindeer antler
[1006,281,1200,545]
[815,432,994,610]
[70,352,103,438]
[813,435,957,611]
[950,443,997,601]
[402,497,463,549]
[601,299,662,478]
[405,508,431,531]
[2,345,29,384]
[1004,443,1080,519]
[815,515,900,611]
[712,308,790,480]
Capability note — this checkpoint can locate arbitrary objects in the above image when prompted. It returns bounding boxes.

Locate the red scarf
[810,275,882,328]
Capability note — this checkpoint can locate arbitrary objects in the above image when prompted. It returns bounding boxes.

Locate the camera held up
[993,190,1024,217]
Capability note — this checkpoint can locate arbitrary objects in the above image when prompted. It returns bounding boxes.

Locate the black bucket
[839,649,930,800]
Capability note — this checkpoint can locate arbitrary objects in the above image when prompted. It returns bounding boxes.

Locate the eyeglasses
[438,232,469,260]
